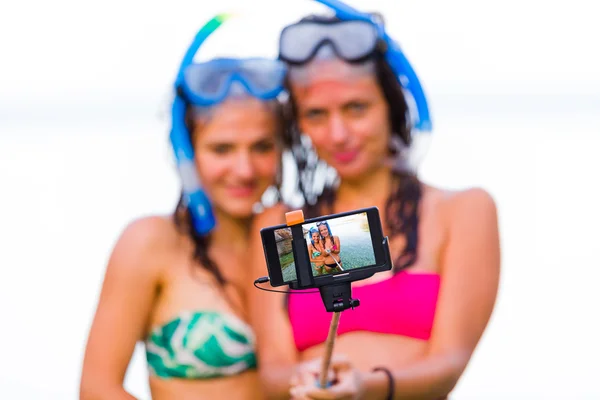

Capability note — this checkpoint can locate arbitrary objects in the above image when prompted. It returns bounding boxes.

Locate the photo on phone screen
[303,212,376,277]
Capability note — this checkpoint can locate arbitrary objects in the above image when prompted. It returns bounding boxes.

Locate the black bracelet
[372,367,395,400]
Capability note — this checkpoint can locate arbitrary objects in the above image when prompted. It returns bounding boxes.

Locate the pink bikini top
[287,271,441,352]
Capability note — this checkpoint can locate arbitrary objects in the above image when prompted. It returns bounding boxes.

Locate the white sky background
[304,212,369,236]
[1,0,599,399]
[1,0,599,118]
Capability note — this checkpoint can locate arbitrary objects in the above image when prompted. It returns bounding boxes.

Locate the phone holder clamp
[285,209,361,313]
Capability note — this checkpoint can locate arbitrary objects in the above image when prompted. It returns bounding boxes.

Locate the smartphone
[260,207,390,287]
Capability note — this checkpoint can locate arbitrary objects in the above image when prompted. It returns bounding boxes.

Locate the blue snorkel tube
[169,15,231,235]
[313,0,433,132]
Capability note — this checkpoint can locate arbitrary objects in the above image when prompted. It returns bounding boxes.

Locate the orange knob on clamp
[285,209,305,226]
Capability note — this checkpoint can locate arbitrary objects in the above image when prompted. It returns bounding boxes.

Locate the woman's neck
[334,167,393,213]
[209,209,252,255]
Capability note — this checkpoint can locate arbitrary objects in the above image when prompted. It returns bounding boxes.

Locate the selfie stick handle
[283,209,362,388]
[319,311,341,388]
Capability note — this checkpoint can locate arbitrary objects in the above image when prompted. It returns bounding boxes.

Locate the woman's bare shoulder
[423,184,498,225]
[108,214,180,277]
[433,185,495,207]
[118,214,179,247]
[252,203,289,227]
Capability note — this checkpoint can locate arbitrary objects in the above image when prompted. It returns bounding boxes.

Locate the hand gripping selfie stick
[325,248,344,271]
[285,209,363,388]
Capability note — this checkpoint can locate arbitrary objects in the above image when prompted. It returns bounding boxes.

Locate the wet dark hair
[283,15,422,272]
[172,100,286,285]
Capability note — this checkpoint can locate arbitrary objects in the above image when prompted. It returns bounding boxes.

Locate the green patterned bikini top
[145,310,257,379]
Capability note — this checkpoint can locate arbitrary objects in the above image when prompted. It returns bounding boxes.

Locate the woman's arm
[362,188,501,399]
[80,217,166,400]
[308,243,317,263]
[248,205,300,400]
[332,236,341,254]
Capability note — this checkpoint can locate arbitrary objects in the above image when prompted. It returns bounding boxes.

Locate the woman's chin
[226,206,255,220]
[337,170,365,181]
[216,200,257,220]
[332,161,371,180]
[336,160,389,183]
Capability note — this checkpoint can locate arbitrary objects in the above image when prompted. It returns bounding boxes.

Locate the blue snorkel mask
[170,14,287,235]
[279,0,432,133]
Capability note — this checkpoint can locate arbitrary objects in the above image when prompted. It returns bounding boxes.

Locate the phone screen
[265,209,382,286]
[303,211,376,277]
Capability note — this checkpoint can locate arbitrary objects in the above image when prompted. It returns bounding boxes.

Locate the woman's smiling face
[290,61,392,182]
[312,231,320,242]
[318,224,329,238]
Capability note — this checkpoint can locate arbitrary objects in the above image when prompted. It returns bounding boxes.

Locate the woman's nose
[328,115,349,145]
[232,151,255,179]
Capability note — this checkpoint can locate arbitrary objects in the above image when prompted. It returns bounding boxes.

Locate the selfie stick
[285,210,360,388]
[326,249,345,271]
[319,311,341,388]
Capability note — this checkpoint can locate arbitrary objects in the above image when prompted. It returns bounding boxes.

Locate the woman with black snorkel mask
[80,14,287,400]
[248,1,501,399]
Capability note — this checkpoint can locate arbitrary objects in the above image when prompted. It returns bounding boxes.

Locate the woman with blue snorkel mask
[81,14,287,400]
[249,1,501,399]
